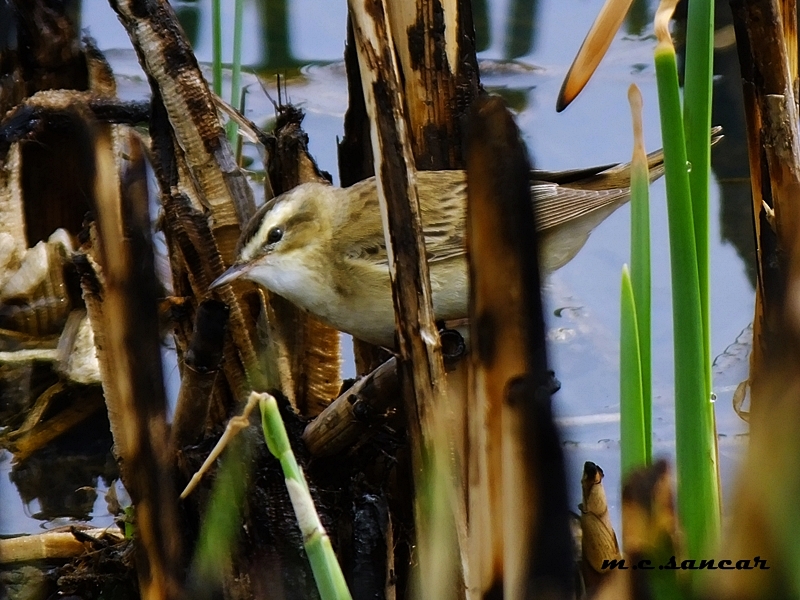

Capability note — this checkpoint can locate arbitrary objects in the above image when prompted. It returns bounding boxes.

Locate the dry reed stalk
[465,95,572,599]
[731,0,800,396]
[111,0,264,411]
[81,126,184,600]
[348,0,462,596]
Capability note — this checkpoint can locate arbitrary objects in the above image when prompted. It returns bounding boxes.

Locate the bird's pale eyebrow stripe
[237,199,319,261]
[237,199,277,256]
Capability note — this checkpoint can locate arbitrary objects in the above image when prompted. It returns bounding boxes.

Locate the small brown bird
[211,151,667,347]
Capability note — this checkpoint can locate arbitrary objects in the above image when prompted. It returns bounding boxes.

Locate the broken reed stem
[579,462,621,596]
[384,0,481,169]
[171,299,229,450]
[260,116,343,417]
[465,95,573,599]
[302,357,399,457]
[90,127,184,600]
[347,0,460,595]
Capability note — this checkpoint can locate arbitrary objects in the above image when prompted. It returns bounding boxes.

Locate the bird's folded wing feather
[341,171,469,266]
[532,184,632,231]
[340,169,638,266]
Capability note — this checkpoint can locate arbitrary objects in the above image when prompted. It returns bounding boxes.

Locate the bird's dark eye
[267,226,284,245]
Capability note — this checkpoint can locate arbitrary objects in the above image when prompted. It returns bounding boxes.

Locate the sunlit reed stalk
[628,83,652,463]
[653,0,720,561]
[620,265,646,476]
[211,0,222,95]
[682,0,714,402]
[226,0,245,144]
[259,392,353,600]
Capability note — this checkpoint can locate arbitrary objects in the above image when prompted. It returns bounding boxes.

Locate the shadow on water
[9,411,116,523]
[174,1,201,44]
[673,0,756,288]
[505,0,539,59]
[625,0,651,37]
[711,3,757,288]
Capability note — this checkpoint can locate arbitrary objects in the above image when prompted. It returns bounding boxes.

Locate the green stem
[629,107,652,462]
[683,0,714,406]
[211,0,222,95]
[192,436,250,585]
[654,42,719,560]
[259,394,353,600]
[620,265,646,477]
[226,0,245,144]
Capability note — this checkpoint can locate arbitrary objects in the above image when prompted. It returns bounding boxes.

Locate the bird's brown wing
[417,171,468,264]
[339,170,638,266]
[419,173,636,262]
[532,183,632,231]
[338,178,390,263]
[530,148,664,189]
[341,171,469,266]
[530,126,721,189]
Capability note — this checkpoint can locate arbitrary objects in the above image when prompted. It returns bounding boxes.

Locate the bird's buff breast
[286,255,469,348]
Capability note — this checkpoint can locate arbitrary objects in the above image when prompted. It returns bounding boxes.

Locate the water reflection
[256,0,298,69]
[505,0,538,59]
[163,0,544,67]
[174,1,200,44]
[165,0,298,69]
[473,0,490,52]
[710,3,756,287]
[625,0,651,37]
[488,85,531,113]
[9,410,116,523]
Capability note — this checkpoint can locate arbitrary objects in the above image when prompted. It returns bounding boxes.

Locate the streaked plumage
[213,152,666,348]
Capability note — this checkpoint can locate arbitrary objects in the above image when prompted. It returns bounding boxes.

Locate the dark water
[1,0,752,538]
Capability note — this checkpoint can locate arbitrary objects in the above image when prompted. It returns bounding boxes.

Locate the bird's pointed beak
[209,262,252,290]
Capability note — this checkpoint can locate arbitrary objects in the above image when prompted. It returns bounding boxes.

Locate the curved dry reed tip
[557,0,634,112]
[654,0,680,48]
[628,83,645,152]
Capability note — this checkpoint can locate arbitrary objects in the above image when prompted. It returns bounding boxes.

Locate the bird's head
[209,182,332,296]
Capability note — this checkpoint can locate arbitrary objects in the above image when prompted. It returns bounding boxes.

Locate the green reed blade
[226,0,245,144]
[654,28,720,559]
[628,83,652,463]
[211,0,222,95]
[620,265,646,477]
[683,0,714,405]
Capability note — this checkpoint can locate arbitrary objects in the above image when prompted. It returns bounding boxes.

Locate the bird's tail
[530,126,724,190]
